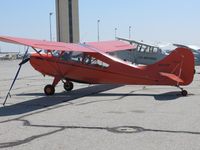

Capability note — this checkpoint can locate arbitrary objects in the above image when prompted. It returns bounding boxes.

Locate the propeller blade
[3,47,29,106]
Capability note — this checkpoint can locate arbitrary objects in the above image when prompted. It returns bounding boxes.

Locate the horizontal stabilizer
[159,72,184,83]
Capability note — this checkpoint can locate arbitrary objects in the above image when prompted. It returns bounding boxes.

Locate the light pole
[97,19,100,42]
[115,28,117,39]
[129,26,131,39]
[49,12,53,41]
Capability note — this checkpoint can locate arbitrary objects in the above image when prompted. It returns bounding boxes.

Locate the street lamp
[49,12,53,41]
[115,28,117,39]
[97,19,100,42]
[129,26,131,39]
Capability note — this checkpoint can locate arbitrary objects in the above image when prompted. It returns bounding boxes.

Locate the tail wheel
[64,81,74,91]
[44,84,55,95]
[181,90,188,96]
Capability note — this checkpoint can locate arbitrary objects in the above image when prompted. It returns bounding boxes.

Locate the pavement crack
[0,128,64,148]
[1,118,200,148]
[108,126,200,135]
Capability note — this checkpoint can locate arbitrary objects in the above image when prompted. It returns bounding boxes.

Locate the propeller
[3,47,30,106]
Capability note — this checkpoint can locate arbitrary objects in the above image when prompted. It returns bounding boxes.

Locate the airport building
[56,0,80,43]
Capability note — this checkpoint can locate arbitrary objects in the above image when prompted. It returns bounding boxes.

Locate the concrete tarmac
[0,60,200,150]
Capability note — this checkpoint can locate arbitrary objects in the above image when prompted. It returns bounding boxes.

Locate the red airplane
[0,36,195,105]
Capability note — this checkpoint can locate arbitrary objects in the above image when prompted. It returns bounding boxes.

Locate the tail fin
[149,47,195,85]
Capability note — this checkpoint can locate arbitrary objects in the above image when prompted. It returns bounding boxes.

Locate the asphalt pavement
[0,60,200,150]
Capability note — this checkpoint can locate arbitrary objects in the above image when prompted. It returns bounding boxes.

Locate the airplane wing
[0,35,134,53]
[0,36,93,52]
[173,43,200,53]
[173,43,190,49]
[86,40,136,52]
[117,37,160,49]
[159,72,184,83]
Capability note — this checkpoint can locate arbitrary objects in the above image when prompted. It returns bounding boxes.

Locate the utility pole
[129,26,131,39]
[97,19,100,42]
[49,12,53,41]
[115,28,117,39]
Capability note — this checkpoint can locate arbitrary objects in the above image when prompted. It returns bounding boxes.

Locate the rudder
[148,47,195,85]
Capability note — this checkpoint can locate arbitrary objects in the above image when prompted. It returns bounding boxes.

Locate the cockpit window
[60,51,109,68]
[136,45,162,54]
[52,50,61,57]
[61,52,73,60]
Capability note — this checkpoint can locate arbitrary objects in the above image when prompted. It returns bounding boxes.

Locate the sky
[0,0,200,52]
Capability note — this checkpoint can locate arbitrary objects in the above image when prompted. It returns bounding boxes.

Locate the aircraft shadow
[89,91,182,101]
[0,84,123,116]
[86,91,186,104]
[0,85,187,116]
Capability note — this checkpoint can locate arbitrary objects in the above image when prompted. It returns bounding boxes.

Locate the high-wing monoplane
[116,37,200,66]
[0,36,195,105]
[115,37,167,65]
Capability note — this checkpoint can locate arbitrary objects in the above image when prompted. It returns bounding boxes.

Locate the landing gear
[177,86,188,96]
[44,84,55,95]
[181,90,188,96]
[43,77,74,95]
[44,77,60,95]
[63,81,74,91]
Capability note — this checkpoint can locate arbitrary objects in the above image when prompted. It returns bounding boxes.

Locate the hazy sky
[0,0,200,51]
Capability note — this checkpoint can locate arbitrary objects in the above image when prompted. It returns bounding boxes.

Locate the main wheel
[44,84,55,95]
[63,81,74,91]
[181,90,188,96]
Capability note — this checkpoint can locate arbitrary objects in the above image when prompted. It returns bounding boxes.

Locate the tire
[63,81,74,91]
[181,90,188,96]
[44,84,55,95]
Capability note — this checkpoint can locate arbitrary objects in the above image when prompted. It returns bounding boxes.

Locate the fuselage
[29,48,194,86]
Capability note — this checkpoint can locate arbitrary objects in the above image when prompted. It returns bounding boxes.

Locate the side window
[139,45,146,52]
[60,52,109,68]
[149,47,154,53]
[91,58,109,68]
[60,51,82,61]
[61,52,72,61]
[153,48,158,53]
[52,50,61,57]
[144,47,150,53]
[82,54,109,68]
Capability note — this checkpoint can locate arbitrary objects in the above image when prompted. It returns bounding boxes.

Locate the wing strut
[3,47,30,106]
